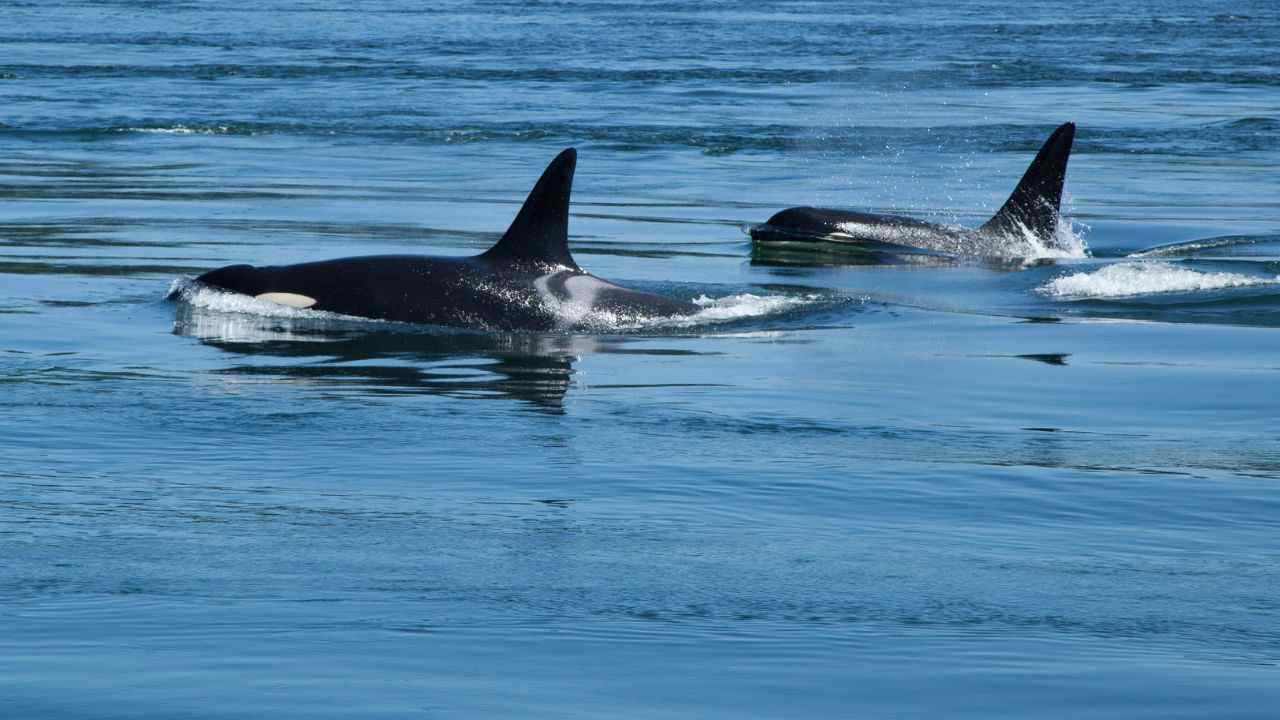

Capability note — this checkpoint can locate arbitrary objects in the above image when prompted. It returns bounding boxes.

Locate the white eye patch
[254,292,317,309]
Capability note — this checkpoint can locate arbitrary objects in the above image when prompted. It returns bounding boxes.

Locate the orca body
[194,149,695,330]
[751,123,1077,260]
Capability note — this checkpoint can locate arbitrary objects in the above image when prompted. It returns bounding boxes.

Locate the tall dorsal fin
[482,148,579,270]
[980,122,1075,241]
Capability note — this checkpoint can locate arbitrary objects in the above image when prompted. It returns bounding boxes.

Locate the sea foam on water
[1038,262,1280,299]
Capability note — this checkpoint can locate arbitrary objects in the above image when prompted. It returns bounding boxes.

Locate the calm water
[3,1,1279,717]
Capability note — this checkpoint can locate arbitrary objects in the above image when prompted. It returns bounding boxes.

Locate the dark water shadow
[172,305,585,410]
[749,242,1057,272]
[750,241,950,268]
[961,353,1071,366]
[171,304,722,411]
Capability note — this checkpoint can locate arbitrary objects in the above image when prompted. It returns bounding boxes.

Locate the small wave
[9,118,1267,159]
[1222,116,1278,130]
[117,122,318,137]
[1129,234,1280,258]
[124,125,234,135]
[0,62,835,84]
[1,121,312,139]
[1037,262,1280,300]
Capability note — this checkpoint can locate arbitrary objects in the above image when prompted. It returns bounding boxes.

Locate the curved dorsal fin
[981,122,1075,241]
[482,148,579,270]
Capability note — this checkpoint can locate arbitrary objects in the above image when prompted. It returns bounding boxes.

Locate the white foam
[633,293,821,330]
[1038,262,1280,300]
[529,292,819,332]
[690,292,817,321]
[1043,214,1090,260]
[529,287,822,332]
[122,125,231,135]
[530,270,822,331]
[168,278,357,320]
[1002,215,1089,261]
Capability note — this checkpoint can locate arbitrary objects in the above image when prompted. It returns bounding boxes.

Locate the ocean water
[3,1,1279,717]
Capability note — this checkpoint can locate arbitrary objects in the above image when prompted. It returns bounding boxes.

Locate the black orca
[193,148,697,330]
[750,122,1076,260]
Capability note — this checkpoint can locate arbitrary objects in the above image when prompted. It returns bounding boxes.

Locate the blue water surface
[2,1,1279,717]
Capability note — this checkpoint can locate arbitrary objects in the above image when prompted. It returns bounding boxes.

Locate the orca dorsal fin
[482,148,580,270]
[980,122,1075,241]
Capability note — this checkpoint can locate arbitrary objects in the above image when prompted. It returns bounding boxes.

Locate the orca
[193,148,696,330]
[750,122,1077,260]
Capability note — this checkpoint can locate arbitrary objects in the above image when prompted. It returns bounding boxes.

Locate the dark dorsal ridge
[483,147,580,270]
[980,122,1076,241]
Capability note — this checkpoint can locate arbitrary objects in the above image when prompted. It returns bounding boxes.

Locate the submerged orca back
[980,122,1075,241]
[482,147,580,270]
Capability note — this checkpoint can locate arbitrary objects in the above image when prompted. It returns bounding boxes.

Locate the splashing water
[1002,214,1089,261]
[646,293,826,329]
[1048,213,1090,259]
[1037,262,1280,300]
[528,289,828,332]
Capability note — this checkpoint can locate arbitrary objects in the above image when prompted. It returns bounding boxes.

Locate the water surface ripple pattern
[2,1,1279,718]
